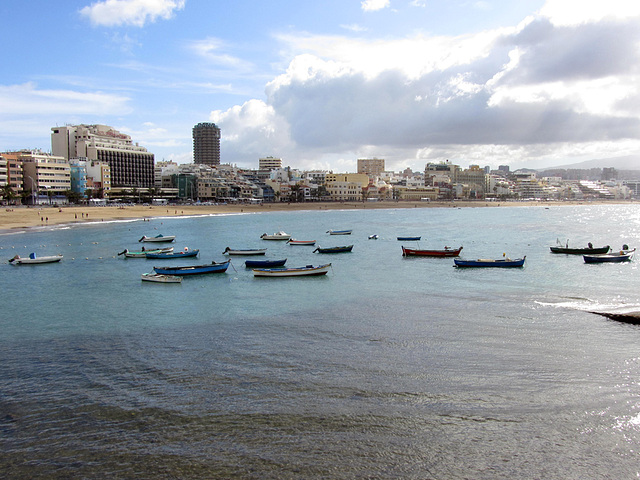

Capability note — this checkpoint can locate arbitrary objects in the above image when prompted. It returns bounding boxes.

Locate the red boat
[402,246,463,257]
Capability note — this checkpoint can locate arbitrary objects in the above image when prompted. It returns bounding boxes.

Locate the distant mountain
[544,155,640,171]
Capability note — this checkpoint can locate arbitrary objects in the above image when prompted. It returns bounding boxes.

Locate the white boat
[253,263,332,277]
[327,229,352,235]
[287,239,316,246]
[223,247,267,255]
[139,234,176,243]
[9,253,63,265]
[118,247,174,258]
[141,272,183,283]
[260,231,291,241]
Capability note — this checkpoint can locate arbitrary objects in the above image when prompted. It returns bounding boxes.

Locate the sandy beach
[0,199,633,232]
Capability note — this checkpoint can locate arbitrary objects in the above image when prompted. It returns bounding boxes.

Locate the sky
[1,0,640,172]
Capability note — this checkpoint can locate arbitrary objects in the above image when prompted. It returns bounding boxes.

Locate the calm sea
[1,204,639,479]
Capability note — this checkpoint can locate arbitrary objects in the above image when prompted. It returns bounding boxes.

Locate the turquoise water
[1,204,640,478]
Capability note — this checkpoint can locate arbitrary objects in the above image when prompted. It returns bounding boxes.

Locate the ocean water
[1,204,640,479]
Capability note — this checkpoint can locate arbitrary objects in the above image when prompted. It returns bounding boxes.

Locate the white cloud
[540,0,640,26]
[0,82,131,116]
[187,38,254,71]
[80,0,186,27]
[361,0,390,12]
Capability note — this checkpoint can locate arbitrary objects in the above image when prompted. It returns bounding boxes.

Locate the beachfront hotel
[192,122,221,166]
[51,124,155,189]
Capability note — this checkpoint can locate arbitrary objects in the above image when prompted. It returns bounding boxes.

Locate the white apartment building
[20,151,71,204]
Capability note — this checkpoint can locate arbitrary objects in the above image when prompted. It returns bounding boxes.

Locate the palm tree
[1,185,16,205]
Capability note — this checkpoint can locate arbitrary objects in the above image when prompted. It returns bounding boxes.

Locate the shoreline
[0,199,636,233]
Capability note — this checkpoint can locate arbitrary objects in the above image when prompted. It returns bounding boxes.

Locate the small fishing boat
[141,272,183,283]
[550,242,609,254]
[223,247,267,255]
[118,246,174,258]
[313,245,353,254]
[327,230,352,235]
[245,258,287,268]
[368,234,379,239]
[402,246,463,257]
[139,234,176,243]
[9,253,63,265]
[454,256,526,268]
[397,236,421,241]
[145,248,199,259]
[287,239,316,246]
[153,260,231,275]
[260,231,291,241]
[583,248,635,264]
[253,263,332,277]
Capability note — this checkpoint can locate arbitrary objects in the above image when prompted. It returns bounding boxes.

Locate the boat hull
[313,245,353,253]
[141,273,183,283]
[253,263,331,277]
[402,246,463,257]
[139,235,176,243]
[245,259,287,268]
[9,254,63,264]
[223,248,267,255]
[145,249,199,259]
[454,256,526,268]
[397,236,421,241]
[327,230,352,235]
[550,246,609,254]
[287,239,316,245]
[153,261,230,275]
[583,249,635,263]
[120,247,173,258]
[260,232,291,241]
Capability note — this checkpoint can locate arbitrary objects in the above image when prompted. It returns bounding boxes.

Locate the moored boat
[141,272,183,283]
[9,253,63,265]
[118,246,174,258]
[260,231,291,240]
[368,234,379,239]
[402,246,463,257]
[583,248,635,264]
[245,258,287,268]
[327,230,352,235]
[253,263,332,277]
[139,234,176,243]
[313,245,353,254]
[153,260,230,275]
[223,247,267,255]
[145,248,199,259]
[287,239,316,246]
[550,242,609,254]
[397,236,421,241]
[454,256,526,268]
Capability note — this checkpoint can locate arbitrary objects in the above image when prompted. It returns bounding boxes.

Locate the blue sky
[2,0,639,172]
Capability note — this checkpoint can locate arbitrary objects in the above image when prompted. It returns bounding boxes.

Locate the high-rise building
[193,122,221,166]
[51,124,154,188]
[357,158,385,178]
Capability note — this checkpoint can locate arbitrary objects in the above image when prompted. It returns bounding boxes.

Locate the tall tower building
[193,122,221,166]
[51,124,154,188]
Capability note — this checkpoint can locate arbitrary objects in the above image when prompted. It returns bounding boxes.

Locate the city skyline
[1,1,639,173]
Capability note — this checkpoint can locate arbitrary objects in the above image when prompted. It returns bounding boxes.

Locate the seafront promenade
[0,199,634,232]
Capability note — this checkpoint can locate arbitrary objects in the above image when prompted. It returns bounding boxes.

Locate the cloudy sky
[2,0,639,172]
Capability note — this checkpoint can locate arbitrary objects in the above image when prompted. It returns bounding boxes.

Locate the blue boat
[397,236,421,241]
[245,258,287,268]
[454,256,526,268]
[145,248,199,259]
[153,260,230,275]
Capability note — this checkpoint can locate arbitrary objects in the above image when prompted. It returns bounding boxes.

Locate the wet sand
[0,199,633,232]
